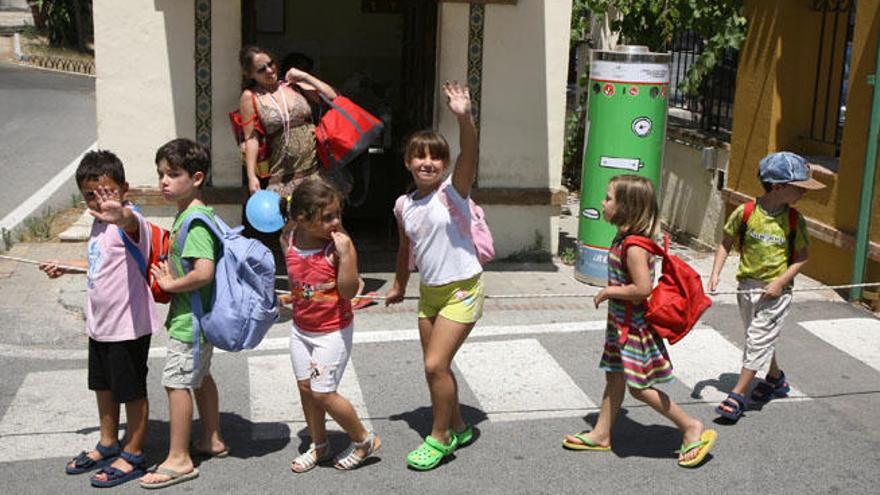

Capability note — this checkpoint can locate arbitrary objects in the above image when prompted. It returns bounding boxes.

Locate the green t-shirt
[722,202,809,283]
[166,205,219,343]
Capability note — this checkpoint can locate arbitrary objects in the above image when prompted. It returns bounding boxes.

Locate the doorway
[241,0,437,257]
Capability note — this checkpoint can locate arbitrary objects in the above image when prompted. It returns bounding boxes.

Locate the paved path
[0,62,94,220]
[0,296,878,493]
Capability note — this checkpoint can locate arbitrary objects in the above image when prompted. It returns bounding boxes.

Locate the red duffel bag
[315,95,383,169]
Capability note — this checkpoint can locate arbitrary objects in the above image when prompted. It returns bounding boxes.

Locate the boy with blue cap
[708,151,825,421]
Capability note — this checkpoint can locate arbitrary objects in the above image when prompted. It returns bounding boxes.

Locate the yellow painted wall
[729,0,880,283]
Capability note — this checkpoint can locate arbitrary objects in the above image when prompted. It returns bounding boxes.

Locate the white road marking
[248,354,371,440]
[0,142,97,241]
[454,338,596,422]
[667,326,809,403]
[0,320,607,360]
[0,370,104,462]
[799,318,880,372]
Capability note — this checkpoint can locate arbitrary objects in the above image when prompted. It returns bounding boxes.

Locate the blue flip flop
[90,451,146,488]
[65,441,121,475]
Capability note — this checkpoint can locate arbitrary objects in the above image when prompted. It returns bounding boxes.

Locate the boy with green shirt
[139,139,228,489]
[708,151,825,422]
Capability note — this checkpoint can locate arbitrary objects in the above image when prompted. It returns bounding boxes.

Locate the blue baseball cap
[758,152,826,190]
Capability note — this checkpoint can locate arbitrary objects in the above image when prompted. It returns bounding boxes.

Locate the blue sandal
[65,441,122,475]
[90,451,146,488]
[751,371,790,402]
[715,392,746,421]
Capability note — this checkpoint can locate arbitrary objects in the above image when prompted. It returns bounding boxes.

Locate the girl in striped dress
[563,175,716,468]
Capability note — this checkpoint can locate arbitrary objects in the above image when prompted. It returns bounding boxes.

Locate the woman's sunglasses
[255,60,275,75]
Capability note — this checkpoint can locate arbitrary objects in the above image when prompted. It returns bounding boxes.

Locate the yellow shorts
[418,273,484,324]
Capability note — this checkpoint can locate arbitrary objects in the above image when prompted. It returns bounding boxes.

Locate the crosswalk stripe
[666,326,809,403]
[248,354,371,440]
[799,318,880,372]
[0,370,103,462]
[5,319,861,462]
[0,321,607,361]
[454,338,596,422]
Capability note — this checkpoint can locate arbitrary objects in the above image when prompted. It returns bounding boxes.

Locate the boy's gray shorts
[162,337,214,389]
[737,279,792,372]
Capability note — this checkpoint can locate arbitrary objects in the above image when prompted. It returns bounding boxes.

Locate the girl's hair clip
[280,194,293,221]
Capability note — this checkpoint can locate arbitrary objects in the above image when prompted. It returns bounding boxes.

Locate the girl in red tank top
[282,178,379,473]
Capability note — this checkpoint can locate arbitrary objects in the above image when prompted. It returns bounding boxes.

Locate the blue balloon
[246,190,284,233]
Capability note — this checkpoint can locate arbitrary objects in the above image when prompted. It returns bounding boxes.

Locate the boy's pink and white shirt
[85,210,161,342]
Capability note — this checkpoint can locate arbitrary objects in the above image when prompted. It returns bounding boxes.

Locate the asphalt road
[0,62,95,220]
[0,294,878,494]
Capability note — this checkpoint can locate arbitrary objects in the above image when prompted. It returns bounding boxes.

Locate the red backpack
[619,234,712,345]
[119,220,171,304]
[228,91,272,178]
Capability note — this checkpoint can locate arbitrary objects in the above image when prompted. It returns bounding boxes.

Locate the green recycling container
[575,46,670,285]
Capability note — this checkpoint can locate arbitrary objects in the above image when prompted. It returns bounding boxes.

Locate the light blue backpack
[176,211,278,369]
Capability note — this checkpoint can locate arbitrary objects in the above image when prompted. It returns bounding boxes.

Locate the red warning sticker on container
[602,83,615,97]
[660,85,667,97]
[628,86,639,97]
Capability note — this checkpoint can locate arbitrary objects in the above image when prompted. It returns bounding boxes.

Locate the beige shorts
[162,337,214,389]
[737,279,792,371]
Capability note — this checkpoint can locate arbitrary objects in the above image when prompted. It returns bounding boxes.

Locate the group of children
[39,78,824,487]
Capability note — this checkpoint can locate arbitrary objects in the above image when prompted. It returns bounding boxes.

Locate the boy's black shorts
[88,334,151,403]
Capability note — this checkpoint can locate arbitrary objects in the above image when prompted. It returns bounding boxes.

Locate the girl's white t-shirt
[399,177,482,286]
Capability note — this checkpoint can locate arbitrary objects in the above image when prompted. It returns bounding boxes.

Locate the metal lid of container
[592,45,670,64]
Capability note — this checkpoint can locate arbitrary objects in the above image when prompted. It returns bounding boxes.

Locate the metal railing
[809,0,855,157]
[667,32,738,140]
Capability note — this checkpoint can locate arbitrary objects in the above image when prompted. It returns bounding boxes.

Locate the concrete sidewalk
[0,200,845,351]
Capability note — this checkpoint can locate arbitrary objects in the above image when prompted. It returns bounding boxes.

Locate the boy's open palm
[88,186,125,224]
[150,260,175,291]
[443,81,471,117]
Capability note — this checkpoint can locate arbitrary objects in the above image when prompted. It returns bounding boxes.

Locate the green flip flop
[406,434,458,471]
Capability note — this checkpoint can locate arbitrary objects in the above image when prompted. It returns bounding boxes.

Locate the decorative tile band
[467,3,484,133]
[195,0,212,149]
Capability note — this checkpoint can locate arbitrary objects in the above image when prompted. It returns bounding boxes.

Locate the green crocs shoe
[406,434,458,471]
[453,425,475,448]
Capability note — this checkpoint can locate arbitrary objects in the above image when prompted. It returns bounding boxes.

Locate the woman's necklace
[260,82,291,168]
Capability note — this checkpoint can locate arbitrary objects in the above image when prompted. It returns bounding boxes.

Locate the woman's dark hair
[239,45,276,91]
[75,150,126,188]
[288,177,343,223]
[281,51,314,76]
[155,138,211,187]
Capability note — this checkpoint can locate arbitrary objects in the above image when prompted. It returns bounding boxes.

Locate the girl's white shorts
[289,322,353,393]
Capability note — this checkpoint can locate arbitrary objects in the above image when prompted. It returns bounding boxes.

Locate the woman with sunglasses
[238,45,337,200]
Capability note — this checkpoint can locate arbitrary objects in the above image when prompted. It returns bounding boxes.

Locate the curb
[0,142,96,251]
[17,52,94,75]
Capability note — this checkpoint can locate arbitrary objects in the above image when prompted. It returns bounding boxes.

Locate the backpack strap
[787,206,799,265]
[175,211,226,374]
[119,228,148,279]
[620,234,665,258]
[117,204,149,280]
[393,194,406,226]
[617,234,666,345]
[393,194,417,272]
[738,200,756,253]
